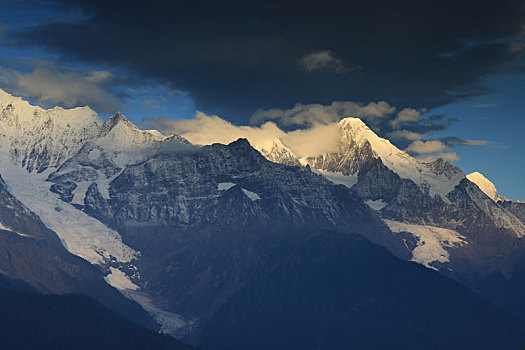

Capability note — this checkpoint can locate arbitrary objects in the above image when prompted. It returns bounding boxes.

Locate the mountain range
[0,89,524,349]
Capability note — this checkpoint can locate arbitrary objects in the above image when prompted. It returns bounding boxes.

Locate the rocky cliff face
[74,138,407,325]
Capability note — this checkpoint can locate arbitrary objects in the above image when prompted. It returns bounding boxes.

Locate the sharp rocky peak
[164,134,192,145]
[99,112,138,137]
[300,117,465,198]
[227,138,253,149]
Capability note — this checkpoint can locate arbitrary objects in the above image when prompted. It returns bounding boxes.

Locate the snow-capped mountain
[467,171,525,226]
[1,89,525,342]
[0,89,101,173]
[258,139,301,167]
[0,90,191,332]
[251,117,525,278]
[305,118,465,199]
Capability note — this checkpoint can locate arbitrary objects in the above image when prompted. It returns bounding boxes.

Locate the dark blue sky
[0,0,524,199]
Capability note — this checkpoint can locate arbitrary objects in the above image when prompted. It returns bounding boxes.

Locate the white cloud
[462,139,489,146]
[151,112,286,151]
[406,140,447,154]
[390,107,424,129]
[251,100,395,127]
[283,123,339,157]
[149,111,339,158]
[388,129,425,141]
[84,70,114,84]
[151,110,484,164]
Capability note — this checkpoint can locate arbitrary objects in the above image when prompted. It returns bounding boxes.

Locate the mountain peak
[164,134,191,145]
[338,117,369,128]
[228,138,252,148]
[304,117,465,198]
[258,139,301,167]
[467,172,506,202]
[0,90,102,172]
[0,88,24,106]
[99,112,138,137]
[113,111,128,121]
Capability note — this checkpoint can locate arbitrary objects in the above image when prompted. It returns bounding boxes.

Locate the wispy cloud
[406,140,448,154]
[403,135,490,162]
[440,136,490,147]
[300,50,360,74]
[247,100,491,163]
[472,103,497,108]
[387,130,425,141]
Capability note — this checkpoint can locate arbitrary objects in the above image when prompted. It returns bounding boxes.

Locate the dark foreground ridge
[0,280,194,350]
[200,232,525,350]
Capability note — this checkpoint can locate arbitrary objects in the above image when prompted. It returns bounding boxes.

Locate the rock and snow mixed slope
[304,118,465,199]
[0,90,150,267]
[248,117,525,273]
[467,171,525,228]
[258,139,301,167]
[0,89,199,334]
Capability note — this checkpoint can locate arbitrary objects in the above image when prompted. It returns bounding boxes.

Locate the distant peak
[467,172,505,202]
[0,88,29,107]
[99,112,138,136]
[229,138,252,147]
[337,118,377,142]
[0,88,11,98]
[164,134,192,145]
[110,112,131,123]
[338,117,369,129]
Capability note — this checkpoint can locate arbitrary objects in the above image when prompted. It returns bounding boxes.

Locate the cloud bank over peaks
[149,112,340,158]
[251,100,396,128]
[147,101,489,162]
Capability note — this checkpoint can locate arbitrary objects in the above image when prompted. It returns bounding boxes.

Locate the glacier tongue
[0,156,138,266]
[384,219,468,269]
